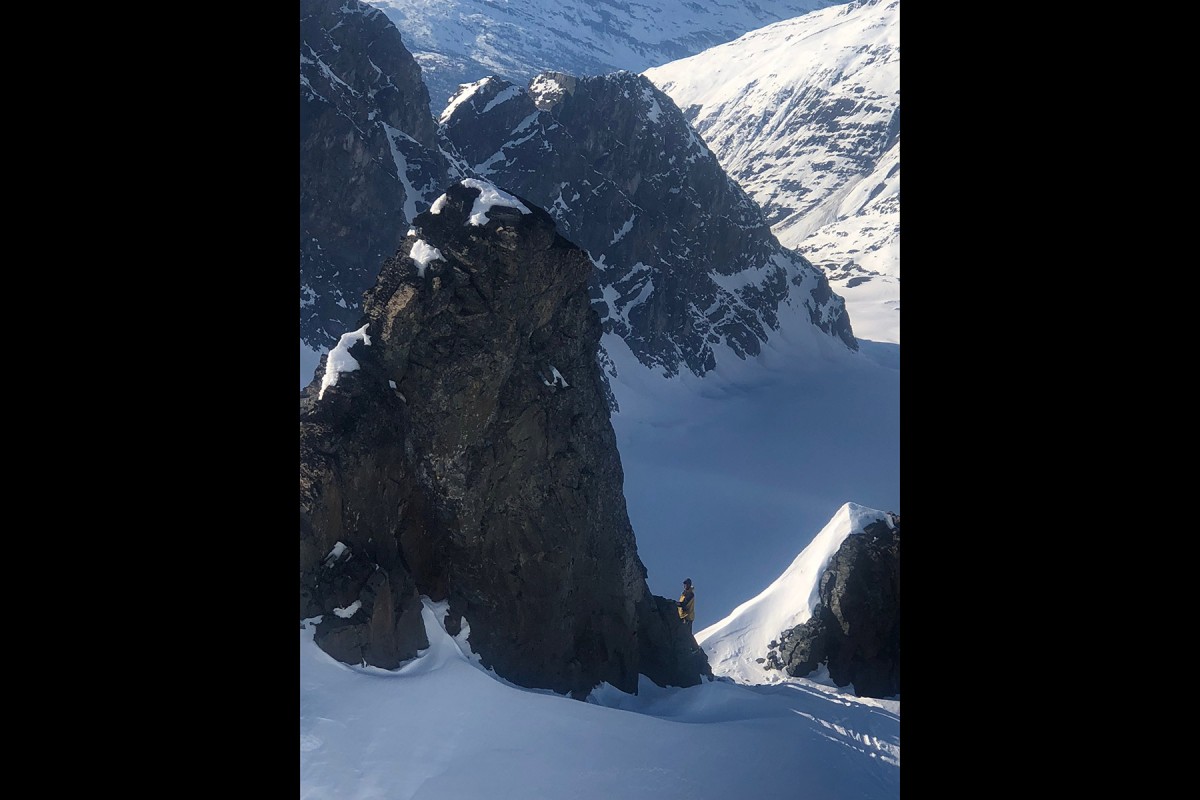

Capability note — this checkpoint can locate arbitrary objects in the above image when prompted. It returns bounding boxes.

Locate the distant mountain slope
[364,0,844,111]
[645,0,899,342]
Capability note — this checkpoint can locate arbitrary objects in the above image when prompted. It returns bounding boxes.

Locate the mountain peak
[698,502,899,696]
[439,67,856,380]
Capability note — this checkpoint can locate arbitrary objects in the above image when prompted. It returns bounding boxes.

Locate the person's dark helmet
[683,578,692,586]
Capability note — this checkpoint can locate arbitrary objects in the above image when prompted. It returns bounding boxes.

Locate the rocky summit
[300,179,710,697]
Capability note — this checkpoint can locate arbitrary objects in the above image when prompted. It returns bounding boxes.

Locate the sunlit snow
[318,324,371,400]
[409,239,444,275]
[301,586,899,799]
[429,178,532,227]
[697,502,893,684]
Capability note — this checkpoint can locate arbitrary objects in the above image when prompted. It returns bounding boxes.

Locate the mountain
[438,70,857,381]
[297,4,901,794]
[697,502,899,696]
[300,502,901,798]
[301,178,709,696]
[300,0,451,351]
[299,0,899,639]
[300,2,862,386]
[364,0,846,113]
[645,0,900,343]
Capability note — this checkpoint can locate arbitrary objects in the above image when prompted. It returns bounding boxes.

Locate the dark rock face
[765,516,900,698]
[300,0,451,350]
[300,180,710,696]
[439,72,857,379]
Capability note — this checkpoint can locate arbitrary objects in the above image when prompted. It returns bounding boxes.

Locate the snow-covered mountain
[299,1,900,632]
[437,71,856,381]
[645,0,899,343]
[365,0,845,112]
[698,502,897,686]
[299,1,866,383]
[299,4,902,793]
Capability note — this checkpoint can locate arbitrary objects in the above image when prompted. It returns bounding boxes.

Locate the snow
[300,293,899,797]
[644,0,899,247]
[439,77,492,124]
[641,84,663,123]
[381,123,421,220]
[409,239,443,275]
[645,0,899,344]
[542,366,569,388]
[364,0,841,115]
[301,595,899,799]
[602,324,898,632]
[318,324,371,400]
[428,178,532,225]
[302,43,359,97]
[481,83,522,113]
[696,502,893,684]
[323,542,348,565]
[823,271,899,347]
[459,177,531,225]
[511,110,540,133]
[609,213,636,244]
[302,5,900,795]
[333,600,362,619]
[528,73,569,108]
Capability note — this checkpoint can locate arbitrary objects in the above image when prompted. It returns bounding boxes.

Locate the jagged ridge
[439,70,856,379]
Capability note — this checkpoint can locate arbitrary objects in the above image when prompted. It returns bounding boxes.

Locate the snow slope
[603,315,898,631]
[646,0,899,344]
[365,0,845,110]
[301,591,900,799]
[696,502,895,685]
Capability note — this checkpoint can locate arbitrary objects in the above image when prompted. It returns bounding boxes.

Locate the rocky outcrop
[300,179,710,696]
[300,0,451,350]
[764,515,899,697]
[439,71,856,380]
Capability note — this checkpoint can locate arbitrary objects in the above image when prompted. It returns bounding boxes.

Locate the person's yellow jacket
[678,588,695,622]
